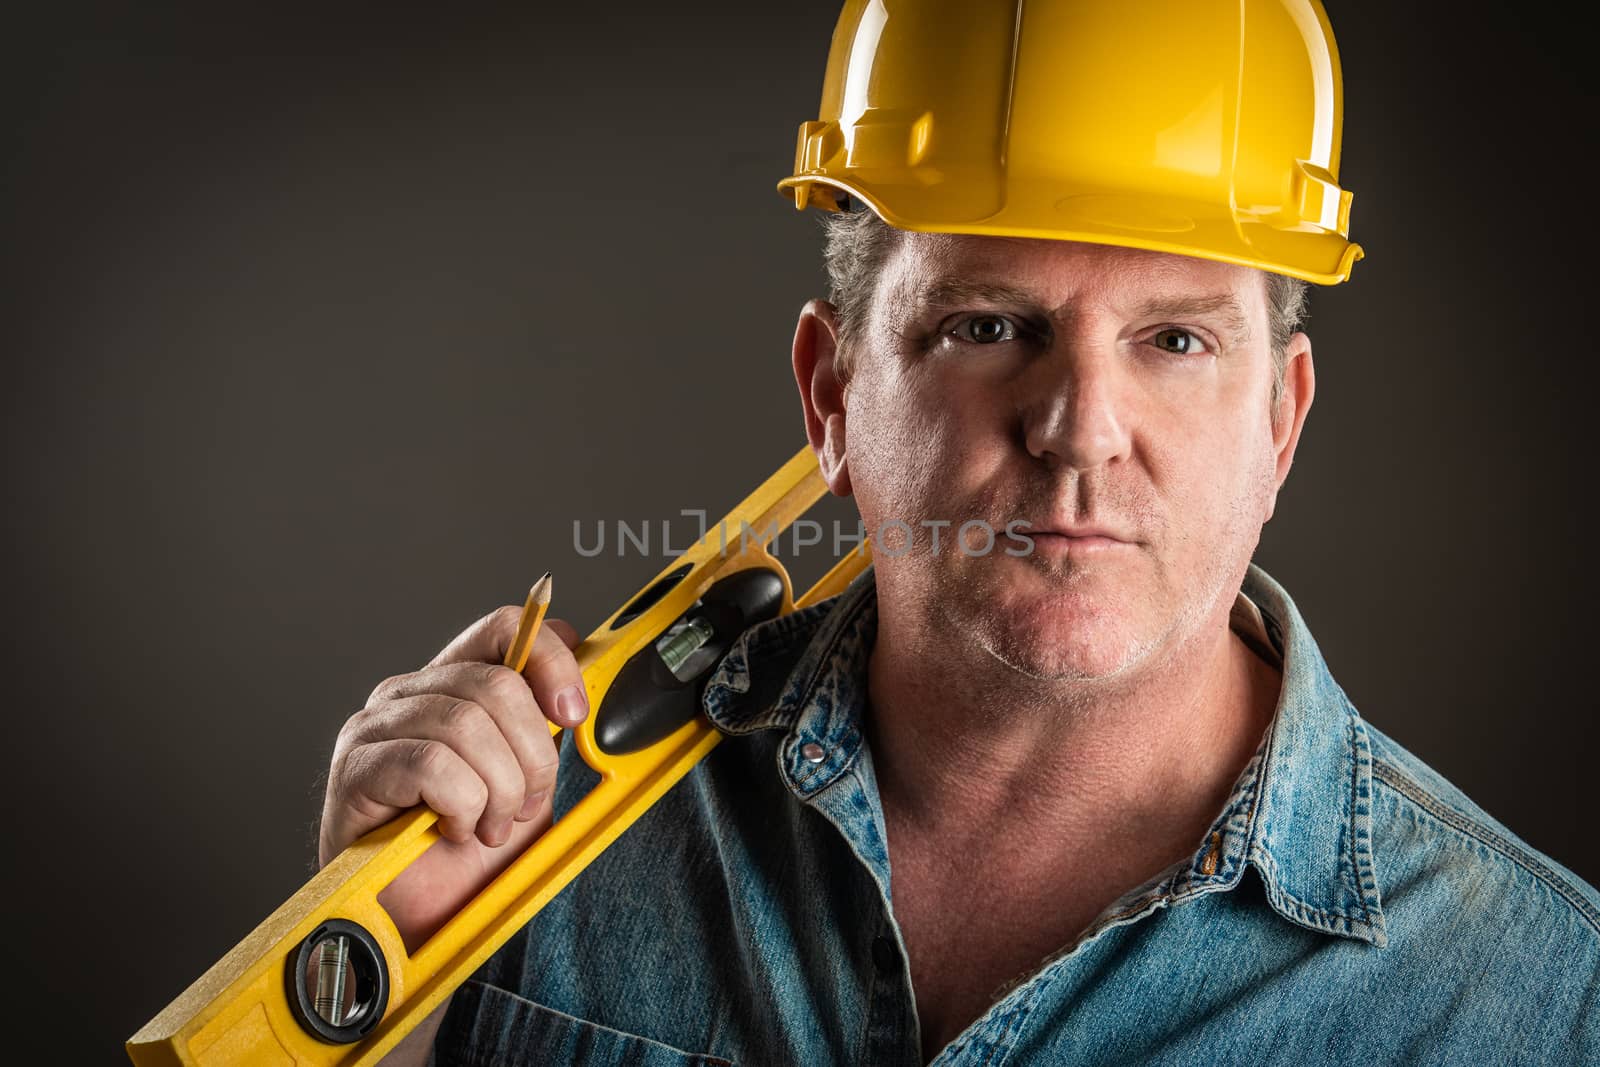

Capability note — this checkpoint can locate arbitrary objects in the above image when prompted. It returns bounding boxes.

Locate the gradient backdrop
[4,2,1594,1060]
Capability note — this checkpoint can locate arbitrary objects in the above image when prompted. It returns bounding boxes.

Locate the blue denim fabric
[431,563,1599,1066]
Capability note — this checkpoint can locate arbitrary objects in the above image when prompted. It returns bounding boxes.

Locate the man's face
[835,234,1305,684]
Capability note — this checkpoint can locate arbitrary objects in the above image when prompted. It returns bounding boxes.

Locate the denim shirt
[432,562,1599,1066]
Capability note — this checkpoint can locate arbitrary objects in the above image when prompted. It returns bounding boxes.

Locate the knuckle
[490,603,525,635]
[367,672,405,705]
[337,705,375,745]
[481,664,530,711]
[481,746,527,800]
[521,733,561,786]
[407,738,447,776]
[330,743,368,794]
[350,739,397,782]
[545,617,580,648]
[529,631,579,671]
[438,697,489,740]
[524,754,559,794]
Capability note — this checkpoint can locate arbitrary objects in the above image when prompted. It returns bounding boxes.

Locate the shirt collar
[701,561,1387,948]
[1231,563,1388,946]
[701,564,879,795]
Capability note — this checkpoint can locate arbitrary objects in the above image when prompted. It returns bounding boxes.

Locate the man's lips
[1026,522,1135,543]
[1029,532,1126,551]
[1018,523,1137,556]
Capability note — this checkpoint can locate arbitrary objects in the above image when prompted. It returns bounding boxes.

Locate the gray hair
[821,208,1307,422]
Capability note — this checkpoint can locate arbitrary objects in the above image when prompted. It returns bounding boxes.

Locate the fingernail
[494,818,514,845]
[518,790,549,820]
[555,684,588,725]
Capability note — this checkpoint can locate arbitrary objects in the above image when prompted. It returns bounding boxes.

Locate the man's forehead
[883,231,1268,326]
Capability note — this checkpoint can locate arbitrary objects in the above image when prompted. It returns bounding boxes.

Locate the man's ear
[792,298,852,496]
[1265,331,1315,523]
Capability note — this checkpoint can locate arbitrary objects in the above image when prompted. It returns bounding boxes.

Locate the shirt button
[872,935,897,975]
[801,742,826,764]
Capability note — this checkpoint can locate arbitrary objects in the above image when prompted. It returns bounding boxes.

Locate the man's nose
[1018,341,1132,471]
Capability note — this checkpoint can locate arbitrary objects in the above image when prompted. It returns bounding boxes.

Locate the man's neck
[864,587,1281,868]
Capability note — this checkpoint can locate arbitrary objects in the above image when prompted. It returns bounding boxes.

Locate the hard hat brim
[779,175,1363,287]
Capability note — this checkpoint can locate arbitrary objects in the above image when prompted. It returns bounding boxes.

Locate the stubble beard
[960,551,1174,696]
[861,546,1156,735]
[895,471,1272,719]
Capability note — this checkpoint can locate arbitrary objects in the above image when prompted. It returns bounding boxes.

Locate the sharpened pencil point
[505,573,555,675]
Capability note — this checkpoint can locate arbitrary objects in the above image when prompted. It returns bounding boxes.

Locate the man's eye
[1149,327,1210,355]
[951,315,1020,344]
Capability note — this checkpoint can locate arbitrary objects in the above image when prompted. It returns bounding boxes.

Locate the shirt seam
[1243,649,1386,941]
[447,979,732,1063]
[978,976,1048,1067]
[967,881,1188,1042]
[1245,849,1381,941]
[1344,711,1384,933]
[936,968,1049,1066]
[1242,707,1385,943]
[1370,758,1600,936]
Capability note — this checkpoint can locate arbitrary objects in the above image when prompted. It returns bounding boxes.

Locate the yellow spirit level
[128,445,871,1065]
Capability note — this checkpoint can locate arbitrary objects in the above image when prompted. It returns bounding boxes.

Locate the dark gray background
[4,2,1594,1061]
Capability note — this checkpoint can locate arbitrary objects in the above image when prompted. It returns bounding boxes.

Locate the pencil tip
[531,571,553,603]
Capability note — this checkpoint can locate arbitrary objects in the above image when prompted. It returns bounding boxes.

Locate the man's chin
[942,559,1152,682]
[976,619,1146,682]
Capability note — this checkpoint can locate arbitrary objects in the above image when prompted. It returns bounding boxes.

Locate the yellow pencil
[504,571,553,674]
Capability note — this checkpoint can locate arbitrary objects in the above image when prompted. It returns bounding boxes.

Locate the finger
[425,603,527,670]
[361,662,561,812]
[421,601,580,671]
[544,617,581,650]
[517,624,589,729]
[413,604,587,728]
[329,737,490,848]
[346,692,529,845]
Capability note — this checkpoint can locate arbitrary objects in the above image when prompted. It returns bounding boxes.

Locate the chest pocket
[432,980,736,1067]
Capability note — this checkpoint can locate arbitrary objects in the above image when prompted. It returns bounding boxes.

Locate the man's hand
[318,603,588,952]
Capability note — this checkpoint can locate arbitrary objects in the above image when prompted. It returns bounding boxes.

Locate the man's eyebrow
[907,278,1044,313]
[1131,294,1254,342]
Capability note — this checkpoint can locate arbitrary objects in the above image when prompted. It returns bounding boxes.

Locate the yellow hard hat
[778,0,1363,285]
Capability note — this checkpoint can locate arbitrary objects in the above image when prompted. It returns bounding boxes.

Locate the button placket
[871,934,898,976]
[861,921,918,1067]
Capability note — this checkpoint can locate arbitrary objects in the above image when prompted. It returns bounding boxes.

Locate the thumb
[425,605,583,669]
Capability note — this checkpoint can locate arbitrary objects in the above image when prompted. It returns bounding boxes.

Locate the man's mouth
[1022,522,1137,558]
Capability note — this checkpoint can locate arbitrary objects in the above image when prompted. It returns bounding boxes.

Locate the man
[318,1,1599,1063]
